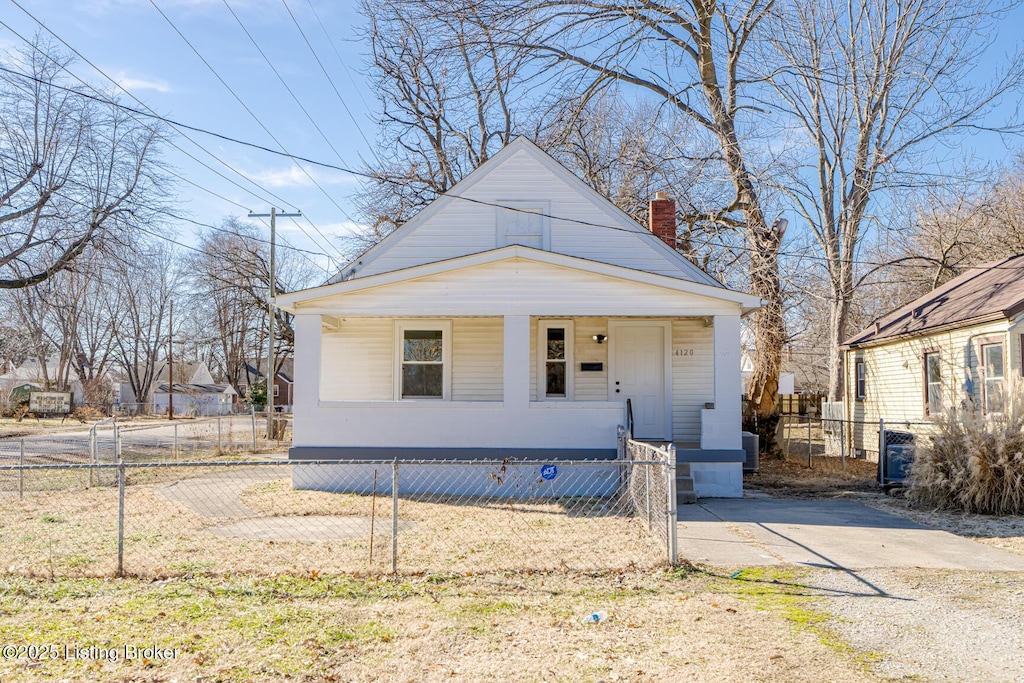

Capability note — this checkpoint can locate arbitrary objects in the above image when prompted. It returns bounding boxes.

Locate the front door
[612,325,667,439]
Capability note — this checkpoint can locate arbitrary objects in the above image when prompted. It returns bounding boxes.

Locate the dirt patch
[746,455,878,499]
[0,569,873,682]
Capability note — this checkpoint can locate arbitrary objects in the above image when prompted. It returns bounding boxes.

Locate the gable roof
[844,254,1024,348]
[333,137,723,288]
[278,245,764,313]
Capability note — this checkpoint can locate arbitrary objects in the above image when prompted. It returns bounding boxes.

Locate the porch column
[292,313,322,419]
[702,314,742,450]
[503,315,530,410]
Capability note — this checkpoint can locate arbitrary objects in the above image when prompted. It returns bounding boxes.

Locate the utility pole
[248,207,301,439]
[168,298,174,420]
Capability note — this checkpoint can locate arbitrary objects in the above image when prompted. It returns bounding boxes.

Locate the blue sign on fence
[540,464,558,481]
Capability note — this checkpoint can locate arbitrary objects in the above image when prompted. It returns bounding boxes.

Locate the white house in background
[277,137,762,497]
[741,352,795,397]
[151,362,236,416]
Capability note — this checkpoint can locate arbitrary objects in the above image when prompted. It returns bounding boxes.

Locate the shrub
[71,405,104,423]
[908,383,1024,514]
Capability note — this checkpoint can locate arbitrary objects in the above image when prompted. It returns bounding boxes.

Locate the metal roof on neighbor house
[844,254,1024,348]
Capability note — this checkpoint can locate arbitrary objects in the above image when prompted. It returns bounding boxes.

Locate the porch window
[982,342,1005,414]
[538,320,574,399]
[924,352,941,416]
[855,359,866,401]
[396,322,451,400]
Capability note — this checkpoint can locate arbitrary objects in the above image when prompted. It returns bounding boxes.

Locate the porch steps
[676,462,698,505]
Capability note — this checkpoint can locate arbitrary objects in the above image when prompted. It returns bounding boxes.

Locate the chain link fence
[778,413,934,484]
[0,450,677,578]
[0,414,290,468]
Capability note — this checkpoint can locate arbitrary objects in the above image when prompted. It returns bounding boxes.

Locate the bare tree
[190,219,318,395]
[0,37,165,289]
[108,242,180,410]
[349,0,531,252]
[765,0,1023,402]
[471,0,786,420]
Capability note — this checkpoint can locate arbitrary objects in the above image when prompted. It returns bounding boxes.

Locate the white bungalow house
[277,138,762,497]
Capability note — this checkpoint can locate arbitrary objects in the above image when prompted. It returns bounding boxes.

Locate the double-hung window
[396,322,451,400]
[924,352,942,416]
[982,342,1005,414]
[538,320,574,400]
[855,359,866,401]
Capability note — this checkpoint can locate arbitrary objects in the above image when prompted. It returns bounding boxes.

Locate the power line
[148,0,349,260]
[281,0,377,155]
[0,7,344,270]
[1,29,1016,276]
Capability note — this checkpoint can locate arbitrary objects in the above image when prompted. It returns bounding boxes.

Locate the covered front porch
[281,248,759,497]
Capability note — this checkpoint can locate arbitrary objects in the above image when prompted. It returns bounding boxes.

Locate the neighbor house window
[395,321,451,400]
[497,202,550,250]
[982,342,1005,414]
[855,359,866,401]
[273,384,280,398]
[924,352,942,416]
[538,320,574,400]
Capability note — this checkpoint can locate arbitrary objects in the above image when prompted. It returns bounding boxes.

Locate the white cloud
[244,164,359,190]
[115,74,172,93]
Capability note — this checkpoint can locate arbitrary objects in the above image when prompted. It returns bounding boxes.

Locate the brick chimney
[648,192,676,248]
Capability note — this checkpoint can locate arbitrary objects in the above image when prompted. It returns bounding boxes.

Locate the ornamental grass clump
[908,383,1024,514]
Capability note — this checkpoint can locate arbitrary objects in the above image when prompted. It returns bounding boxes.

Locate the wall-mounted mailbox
[580,362,604,372]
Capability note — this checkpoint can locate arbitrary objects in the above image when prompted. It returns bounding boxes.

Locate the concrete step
[676,477,695,493]
[677,462,692,478]
[677,489,698,505]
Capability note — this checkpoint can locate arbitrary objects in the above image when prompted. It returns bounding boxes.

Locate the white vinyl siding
[671,319,714,446]
[573,318,610,401]
[353,148,714,283]
[320,318,393,401]
[451,318,503,401]
[320,318,503,402]
[313,258,735,317]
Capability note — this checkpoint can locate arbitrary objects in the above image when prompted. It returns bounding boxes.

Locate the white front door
[612,324,668,439]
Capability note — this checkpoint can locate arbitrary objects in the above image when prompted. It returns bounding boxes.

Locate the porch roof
[277,246,764,316]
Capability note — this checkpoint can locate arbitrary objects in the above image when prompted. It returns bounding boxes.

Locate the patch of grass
[714,567,882,667]
[40,514,65,524]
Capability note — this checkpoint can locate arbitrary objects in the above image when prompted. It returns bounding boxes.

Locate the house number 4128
[673,349,694,356]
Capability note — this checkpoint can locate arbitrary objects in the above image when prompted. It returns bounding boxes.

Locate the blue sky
[2,0,1023,279]
[2,0,377,275]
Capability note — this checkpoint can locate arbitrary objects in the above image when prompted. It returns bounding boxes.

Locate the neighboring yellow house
[842,255,1024,460]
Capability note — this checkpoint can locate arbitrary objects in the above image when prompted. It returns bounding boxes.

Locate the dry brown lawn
[0,568,874,682]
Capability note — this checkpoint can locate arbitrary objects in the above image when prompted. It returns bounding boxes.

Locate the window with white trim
[924,352,941,416]
[855,359,866,401]
[497,202,550,250]
[395,321,451,400]
[538,320,574,399]
[982,342,1005,414]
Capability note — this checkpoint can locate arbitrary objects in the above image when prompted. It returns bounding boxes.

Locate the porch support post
[293,313,323,438]
[702,314,742,450]
[503,315,530,410]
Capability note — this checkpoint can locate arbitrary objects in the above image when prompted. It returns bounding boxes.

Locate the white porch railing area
[294,400,626,450]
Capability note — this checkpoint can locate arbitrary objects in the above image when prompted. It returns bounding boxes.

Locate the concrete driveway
[678,498,1024,571]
